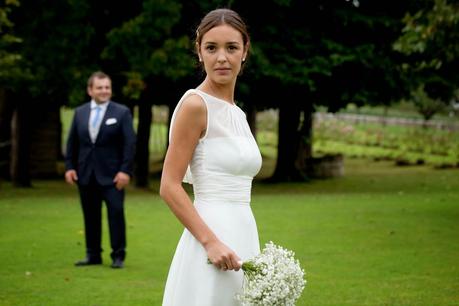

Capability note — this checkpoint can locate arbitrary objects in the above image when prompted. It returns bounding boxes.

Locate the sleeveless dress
[162,89,262,306]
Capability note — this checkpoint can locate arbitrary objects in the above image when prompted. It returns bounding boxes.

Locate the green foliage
[7,0,440,110]
[393,0,459,101]
[411,84,447,120]
[148,37,195,80]
[232,0,413,111]
[394,0,459,66]
[122,71,146,100]
[103,0,195,100]
[12,0,94,102]
[0,0,28,87]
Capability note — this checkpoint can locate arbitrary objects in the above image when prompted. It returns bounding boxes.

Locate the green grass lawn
[1,158,459,305]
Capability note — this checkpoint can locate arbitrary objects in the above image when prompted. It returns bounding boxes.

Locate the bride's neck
[198,80,235,103]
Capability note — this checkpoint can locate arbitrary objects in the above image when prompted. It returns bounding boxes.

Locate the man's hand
[113,172,130,190]
[65,170,78,185]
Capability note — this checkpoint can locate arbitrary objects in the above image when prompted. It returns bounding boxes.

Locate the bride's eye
[227,44,241,53]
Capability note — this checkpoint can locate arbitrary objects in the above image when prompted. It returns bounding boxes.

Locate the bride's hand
[205,240,241,271]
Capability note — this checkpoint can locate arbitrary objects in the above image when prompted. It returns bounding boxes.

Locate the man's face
[87,77,112,103]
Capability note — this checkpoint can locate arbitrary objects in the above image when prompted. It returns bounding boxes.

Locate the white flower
[235,241,306,305]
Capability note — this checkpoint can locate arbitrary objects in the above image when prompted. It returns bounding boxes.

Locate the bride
[159,8,262,306]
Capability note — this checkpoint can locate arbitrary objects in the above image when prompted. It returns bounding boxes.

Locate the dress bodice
[169,89,262,204]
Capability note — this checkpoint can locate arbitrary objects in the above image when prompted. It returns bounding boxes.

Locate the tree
[393,0,459,117]
[411,84,447,121]
[232,0,414,181]
[5,0,96,186]
[4,0,438,185]
[0,0,23,85]
[103,0,197,187]
[5,0,144,186]
[0,0,24,179]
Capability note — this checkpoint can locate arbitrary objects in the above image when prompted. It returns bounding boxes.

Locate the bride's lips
[215,68,231,75]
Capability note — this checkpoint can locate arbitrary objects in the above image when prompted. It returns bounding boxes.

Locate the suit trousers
[78,174,126,261]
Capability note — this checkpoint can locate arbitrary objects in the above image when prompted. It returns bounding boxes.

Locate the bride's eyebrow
[203,40,241,45]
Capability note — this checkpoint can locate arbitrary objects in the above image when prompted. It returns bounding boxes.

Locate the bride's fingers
[208,246,240,271]
[230,257,241,271]
[219,262,228,270]
[224,254,241,271]
[225,260,233,271]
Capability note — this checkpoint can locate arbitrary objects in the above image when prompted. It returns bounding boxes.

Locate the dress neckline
[195,89,236,107]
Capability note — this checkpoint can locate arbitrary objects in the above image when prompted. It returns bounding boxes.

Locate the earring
[199,58,202,62]
[242,58,246,62]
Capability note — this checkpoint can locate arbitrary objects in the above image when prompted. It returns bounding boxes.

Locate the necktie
[92,106,101,128]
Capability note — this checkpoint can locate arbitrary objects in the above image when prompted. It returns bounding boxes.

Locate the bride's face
[198,24,248,86]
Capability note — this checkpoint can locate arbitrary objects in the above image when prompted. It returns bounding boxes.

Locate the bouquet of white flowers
[236,241,306,306]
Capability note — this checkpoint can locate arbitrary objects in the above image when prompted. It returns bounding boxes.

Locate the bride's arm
[159,94,241,271]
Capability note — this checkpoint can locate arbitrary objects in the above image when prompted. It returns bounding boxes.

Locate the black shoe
[111,258,124,269]
[74,257,102,266]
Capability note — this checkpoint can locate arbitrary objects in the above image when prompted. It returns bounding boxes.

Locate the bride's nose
[217,50,228,63]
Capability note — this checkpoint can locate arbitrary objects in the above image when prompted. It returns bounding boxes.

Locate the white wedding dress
[162,89,262,306]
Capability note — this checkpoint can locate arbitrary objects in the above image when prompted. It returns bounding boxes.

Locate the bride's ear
[196,43,202,62]
[243,42,250,61]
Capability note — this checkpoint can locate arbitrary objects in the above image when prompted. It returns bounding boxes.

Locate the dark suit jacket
[65,101,136,186]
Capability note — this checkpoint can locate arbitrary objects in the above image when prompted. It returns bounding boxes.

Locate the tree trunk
[11,100,32,187]
[28,102,61,178]
[0,89,14,179]
[57,109,63,160]
[270,103,303,181]
[294,104,314,173]
[134,100,152,187]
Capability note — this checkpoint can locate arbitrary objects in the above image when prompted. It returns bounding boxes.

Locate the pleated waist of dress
[192,174,253,205]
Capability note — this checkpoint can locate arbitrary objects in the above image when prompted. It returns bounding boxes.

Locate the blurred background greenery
[1,0,458,187]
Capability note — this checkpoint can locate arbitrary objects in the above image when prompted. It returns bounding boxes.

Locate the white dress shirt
[89,100,109,143]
